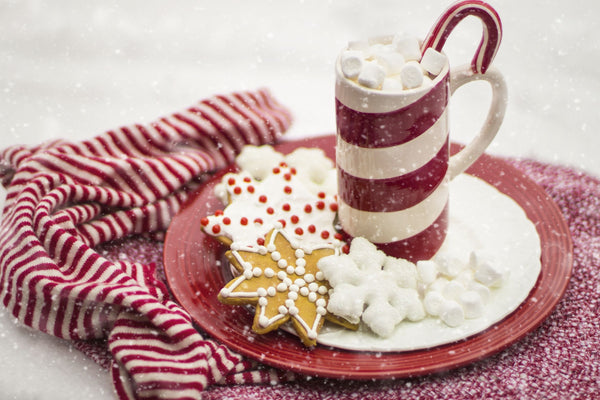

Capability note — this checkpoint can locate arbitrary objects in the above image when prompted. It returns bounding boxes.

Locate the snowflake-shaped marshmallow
[317,237,426,337]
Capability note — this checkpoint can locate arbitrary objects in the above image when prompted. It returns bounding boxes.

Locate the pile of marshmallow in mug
[340,35,447,91]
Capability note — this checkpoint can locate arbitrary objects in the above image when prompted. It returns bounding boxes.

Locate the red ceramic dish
[163,135,572,379]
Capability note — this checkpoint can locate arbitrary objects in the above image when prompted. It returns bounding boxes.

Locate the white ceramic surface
[318,173,541,351]
[1,1,598,398]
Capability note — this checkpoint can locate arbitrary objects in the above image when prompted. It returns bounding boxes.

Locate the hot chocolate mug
[335,0,507,261]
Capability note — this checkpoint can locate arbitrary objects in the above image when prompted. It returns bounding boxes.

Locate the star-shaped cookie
[218,225,356,347]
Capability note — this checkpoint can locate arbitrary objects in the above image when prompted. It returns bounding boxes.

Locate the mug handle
[447,65,508,180]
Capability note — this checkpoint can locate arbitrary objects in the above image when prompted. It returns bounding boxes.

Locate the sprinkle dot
[267,287,276,297]
[259,316,269,327]
[277,259,288,268]
[278,305,287,315]
[286,265,295,275]
[258,297,268,306]
[257,288,267,297]
[264,268,275,278]
[277,283,288,292]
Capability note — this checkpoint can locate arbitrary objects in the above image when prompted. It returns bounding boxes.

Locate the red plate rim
[164,134,573,379]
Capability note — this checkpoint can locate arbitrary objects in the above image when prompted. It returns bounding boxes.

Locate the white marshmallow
[375,51,405,75]
[340,50,365,80]
[434,253,467,278]
[423,290,445,316]
[318,254,362,286]
[442,280,466,301]
[467,281,491,303]
[326,283,365,324]
[439,300,465,327]
[416,260,438,285]
[383,257,418,289]
[472,252,507,287]
[392,35,422,61]
[357,61,386,89]
[459,290,484,319]
[400,61,424,89]
[348,236,387,273]
[362,300,403,337]
[420,48,447,76]
[347,40,369,52]
[382,77,404,92]
[429,277,449,293]
[391,288,425,322]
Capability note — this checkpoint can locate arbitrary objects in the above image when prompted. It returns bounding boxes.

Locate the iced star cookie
[219,225,356,347]
[201,149,341,249]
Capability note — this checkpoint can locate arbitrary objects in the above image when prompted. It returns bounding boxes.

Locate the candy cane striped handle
[421,0,502,74]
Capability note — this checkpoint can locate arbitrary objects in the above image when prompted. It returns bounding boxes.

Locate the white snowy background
[0,0,598,398]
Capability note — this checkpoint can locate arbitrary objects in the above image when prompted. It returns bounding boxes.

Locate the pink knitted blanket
[1,90,599,399]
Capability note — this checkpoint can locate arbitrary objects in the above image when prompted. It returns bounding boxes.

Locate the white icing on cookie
[202,160,340,247]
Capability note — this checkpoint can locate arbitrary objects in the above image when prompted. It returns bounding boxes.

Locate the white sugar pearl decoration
[296,258,306,268]
[295,266,306,276]
[243,270,253,279]
[317,306,327,316]
[264,268,275,278]
[295,249,305,258]
[256,287,267,297]
[289,284,299,293]
[318,285,328,295]
[283,277,293,286]
[277,283,288,292]
[278,305,288,315]
[259,315,270,327]
[219,288,230,298]
[316,298,327,308]
[288,306,299,316]
[285,299,295,308]
[257,246,267,255]
[308,282,319,292]
[267,244,276,252]
[308,292,317,302]
[294,278,306,287]
[315,271,324,281]
[252,267,262,277]
[288,291,298,300]
[267,287,276,297]
[278,259,287,268]
[286,265,295,275]
[277,271,287,280]
[258,297,268,306]
[304,274,315,283]
[243,261,252,270]
[271,251,281,262]
[300,287,310,296]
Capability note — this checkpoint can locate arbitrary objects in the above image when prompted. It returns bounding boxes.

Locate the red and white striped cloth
[0,88,295,399]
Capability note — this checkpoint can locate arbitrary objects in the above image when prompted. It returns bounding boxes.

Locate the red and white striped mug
[335,1,507,261]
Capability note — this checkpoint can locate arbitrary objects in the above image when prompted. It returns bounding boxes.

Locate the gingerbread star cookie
[218,225,356,347]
